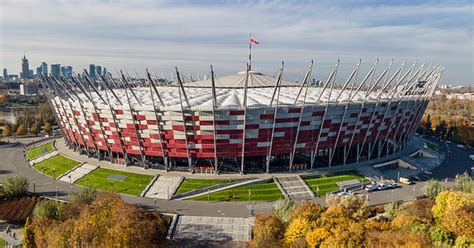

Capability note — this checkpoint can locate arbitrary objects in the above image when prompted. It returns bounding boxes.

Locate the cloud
[0,0,472,84]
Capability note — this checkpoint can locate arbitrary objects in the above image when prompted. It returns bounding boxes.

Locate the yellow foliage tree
[249,214,284,248]
[305,227,330,248]
[432,190,474,238]
[289,201,325,223]
[284,218,311,247]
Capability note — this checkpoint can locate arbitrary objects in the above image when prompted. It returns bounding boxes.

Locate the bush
[453,173,474,193]
[16,124,26,136]
[429,226,454,246]
[2,126,11,137]
[1,176,29,198]
[384,201,401,220]
[69,187,97,205]
[422,179,445,199]
[33,200,64,221]
[273,198,295,223]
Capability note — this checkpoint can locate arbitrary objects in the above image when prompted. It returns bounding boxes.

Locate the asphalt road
[1,137,472,217]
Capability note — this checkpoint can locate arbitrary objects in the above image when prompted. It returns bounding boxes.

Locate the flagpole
[248,33,252,71]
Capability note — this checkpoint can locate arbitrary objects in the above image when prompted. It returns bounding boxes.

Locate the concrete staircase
[275,176,314,201]
[144,175,184,199]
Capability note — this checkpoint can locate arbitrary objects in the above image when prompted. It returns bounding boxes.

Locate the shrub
[453,173,474,193]
[429,226,454,247]
[249,214,284,248]
[33,200,64,221]
[2,126,11,137]
[273,198,295,223]
[384,201,402,220]
[69,187,97,205]
[1,176,29,198]
[454,235,474,248]
[16,124,26,136]
[422,179,445,199]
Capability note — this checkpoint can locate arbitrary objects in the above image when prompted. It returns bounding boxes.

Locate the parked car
[365,184,378,192]
[388,181,398,188]
[399,177,413,185]
[377,183,389,190]
[469,155,474,161]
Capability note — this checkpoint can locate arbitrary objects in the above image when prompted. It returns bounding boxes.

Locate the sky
[0,0,472,85]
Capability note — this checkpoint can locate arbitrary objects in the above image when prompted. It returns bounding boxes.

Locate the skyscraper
[51,64,61,77]
[3,68,8,81]
[96,66,102,77]
[41,62,48,75]
[60,66,66,76]
[36,66,42,77]
[103,67,107,77]
[21,54,30,79]
[89,64,96,78]
[64,66,73,79]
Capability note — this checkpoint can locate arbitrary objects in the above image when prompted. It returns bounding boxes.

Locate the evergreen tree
[23,217,36,248]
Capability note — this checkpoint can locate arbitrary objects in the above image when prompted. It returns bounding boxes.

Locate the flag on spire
[250,37,260,45]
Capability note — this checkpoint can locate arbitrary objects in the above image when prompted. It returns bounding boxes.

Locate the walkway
[171,216,254,241]
[275,176,314,201]
[144,175,184,199]
[58,163,98,183]
[29,151,59,165]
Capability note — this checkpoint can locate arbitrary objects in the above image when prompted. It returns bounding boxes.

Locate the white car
[377,183,388,190]
[365,184,378,192]
[457,144,466,149]
[469,155,474,161]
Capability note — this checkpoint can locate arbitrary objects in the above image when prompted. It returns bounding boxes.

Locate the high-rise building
[64,66,73,79]
[21,54,30,79]
[36,66,42,77]
[41,62,48,75]
[89,64,96,78]
[60,66,66,76]
[96,66,102,77]
[103,67,107,77]
[3,68,9,81]
[51,64,61,77]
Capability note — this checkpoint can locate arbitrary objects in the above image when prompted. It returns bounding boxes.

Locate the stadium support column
[82,73,114,161]
[310,61,339,169]
[98,75,128,163]
[146,70,168,171]
[240,65,250,175]
[357,62,393,161]
[210,65,219,174]
[289,61,313,170]
[266,62,284,174]
[343,59,379,164]
[330,61,361,166]
[120,71,146,166]
[367,61,406,158]
[175,67,193,172]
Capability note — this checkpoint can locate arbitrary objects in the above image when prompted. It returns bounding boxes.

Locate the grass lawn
[76,168,153,196]
[190,180,284,202]
[0,238,5,247]
[303,171,367,196]
[27,142,54,160]
[175,178,243,195]
[34,154,80,179]
[425,141,441,152]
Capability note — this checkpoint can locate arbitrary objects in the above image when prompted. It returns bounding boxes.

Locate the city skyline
[0,0,472,85]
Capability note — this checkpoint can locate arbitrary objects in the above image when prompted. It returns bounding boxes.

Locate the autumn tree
[326,194,369,221]
[289,200,325,223]
[273,198,295,223]
[422,179,445,199]
[44,122,52,134]
[16,124,26,136]
[432,190,474,237]
[249,214,284,248]
[30,123,40,136]
[2,126,11,137]
[284,217,311,246]
[23,217,36,248]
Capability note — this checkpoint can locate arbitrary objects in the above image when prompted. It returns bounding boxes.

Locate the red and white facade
[41,61,443,174]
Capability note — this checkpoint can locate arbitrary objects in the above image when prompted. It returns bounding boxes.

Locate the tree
[44,122,52,134]
[384,201,402,220]
[33,200,64,221]
[289,201,325,223]
[23,217,36,248]
[432,190,474,237]
[1,176,29,198]
[272,198,295,223]
[305,227,330,248]
[2,126,11,137]
[30,123,40,136]
[284,218,311,246]
[422,179,445,199]
[16,124,26,136]
[249,214,284,248]
[326,194,369,221]
[69,187,98,205]
[453,173,474,193]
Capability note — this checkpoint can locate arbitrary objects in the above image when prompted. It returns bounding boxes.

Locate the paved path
[144,175,183,199]
[171,216,253,241]
[29,151,59,165]
[275,176,313,201]
[58,163,98,183]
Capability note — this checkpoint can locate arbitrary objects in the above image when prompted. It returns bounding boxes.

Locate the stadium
[40,60,443,175]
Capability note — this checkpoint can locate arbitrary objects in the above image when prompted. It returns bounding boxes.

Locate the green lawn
[190,180,284,202]
[34,154,80,179]
[303,171,367,196]
[76,168,153,196]
[27,142,54,160]
[175,178,243,195]
[425,141,441,152]
[0,237,6,247]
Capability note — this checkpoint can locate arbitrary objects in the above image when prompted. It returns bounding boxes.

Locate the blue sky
[0,0,472,85]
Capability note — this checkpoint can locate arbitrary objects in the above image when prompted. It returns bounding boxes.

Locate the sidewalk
[54,137,423,179]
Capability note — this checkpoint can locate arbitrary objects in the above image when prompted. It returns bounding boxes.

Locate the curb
[297,175,315,198]
[273,177,290,199]
[166,214,179,240]
[177,178,271,200]
[140,174,159,197]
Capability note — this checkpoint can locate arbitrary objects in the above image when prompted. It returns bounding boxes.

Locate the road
[1,137,472,217]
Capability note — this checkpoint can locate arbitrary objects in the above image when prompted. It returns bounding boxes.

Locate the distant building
[41,62,48,75]
[20,82,38,95]
[103,67,107,77]
[64,66,73,79]
[89,64,96,78]
[21,54,30,79]
[36,66,42,77]
[51,64,61,77]
[96,65,102,77]
[3,68,8,81]
[60,66,66,77]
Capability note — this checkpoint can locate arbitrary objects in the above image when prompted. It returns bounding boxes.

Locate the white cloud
[0,0,472,84]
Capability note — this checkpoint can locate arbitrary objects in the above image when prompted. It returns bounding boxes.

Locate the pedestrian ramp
[275,176,314,201]
[58,163,98,183]
[144,175,183,199]
[357,166,384,181]
[171,216,254,241]
[29,151,59,165]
